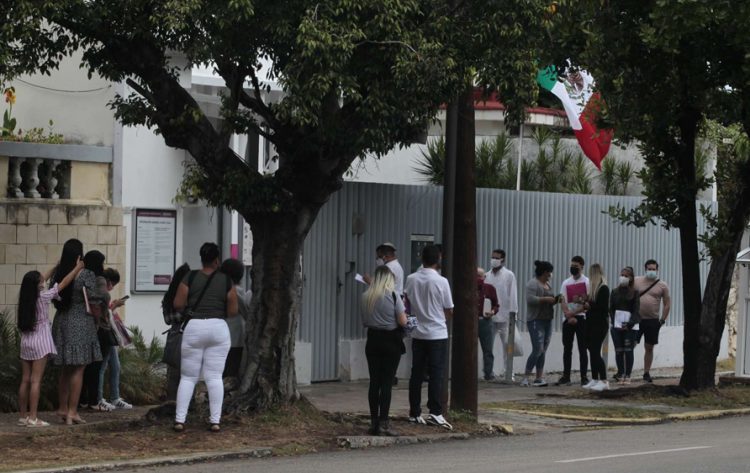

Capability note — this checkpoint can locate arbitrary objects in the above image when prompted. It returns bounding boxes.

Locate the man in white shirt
[364,242,404,296]
[483,249,518,379]
[404,244,454,430]
[558,255,590,386]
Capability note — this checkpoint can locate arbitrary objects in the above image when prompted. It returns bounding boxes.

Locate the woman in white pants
[172,243,238,432]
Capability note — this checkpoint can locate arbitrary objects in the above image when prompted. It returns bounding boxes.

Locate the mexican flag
[537,66,613,170]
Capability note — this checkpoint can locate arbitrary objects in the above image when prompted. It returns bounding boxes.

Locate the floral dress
[52,269,102,366]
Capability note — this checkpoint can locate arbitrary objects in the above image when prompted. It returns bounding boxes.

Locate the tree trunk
[449,88,478,415]
[229,206,320,412]
[696,233,743,387]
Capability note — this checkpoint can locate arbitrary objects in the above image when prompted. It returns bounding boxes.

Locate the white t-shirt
[386,259,404,296]
[404,267,454,340]
[560,275,590,316]
[484,267,518,323]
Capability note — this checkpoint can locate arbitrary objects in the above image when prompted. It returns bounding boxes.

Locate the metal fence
[300,181,714,381]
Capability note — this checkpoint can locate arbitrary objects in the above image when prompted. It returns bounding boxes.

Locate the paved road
[126,416,747,473]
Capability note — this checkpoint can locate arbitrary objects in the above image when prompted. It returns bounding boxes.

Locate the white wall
[119,124,188,340]
[7,52,116,146]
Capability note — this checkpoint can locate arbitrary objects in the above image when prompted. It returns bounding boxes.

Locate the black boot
[367,418,381,436]
[379,419,399,437]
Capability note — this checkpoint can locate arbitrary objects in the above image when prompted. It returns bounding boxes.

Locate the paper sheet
[354,273,367,285]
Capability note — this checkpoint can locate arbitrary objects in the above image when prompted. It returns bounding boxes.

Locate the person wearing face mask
[557,255,590,386]
[610,267,641,384]
[476,268,500,381]
[521,260,558,387]
[364,243,404,297]
[633,259,671,383]
[483,249,518,380]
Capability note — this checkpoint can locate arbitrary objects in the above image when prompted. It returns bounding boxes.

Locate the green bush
[0,313,165,412]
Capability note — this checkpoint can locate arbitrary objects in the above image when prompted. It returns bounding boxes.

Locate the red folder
[565,282,588,304]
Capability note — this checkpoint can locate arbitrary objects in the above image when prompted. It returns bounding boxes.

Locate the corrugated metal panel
[301,181,714,380]
[300,191,342,381]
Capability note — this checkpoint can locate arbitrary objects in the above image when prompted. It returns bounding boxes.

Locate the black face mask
[570,266,580,276]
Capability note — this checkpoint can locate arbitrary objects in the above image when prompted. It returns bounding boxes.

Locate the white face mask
[490,258,503,269]
[618,276,630,287]
[375,258,385,267]
[646,270,658,279]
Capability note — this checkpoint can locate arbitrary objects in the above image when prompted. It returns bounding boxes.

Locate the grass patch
[482,401,667,419]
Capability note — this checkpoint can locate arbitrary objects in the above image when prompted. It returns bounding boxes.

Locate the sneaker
[532,378,548,387]
[367,424,382,436]
[590,380,610,392]
[408,415,427,425]
[78,403,89,410]
[17,417,29,426]
[623,376,631,385]
[425,414,453,430]
[643,372,653,383]
[26,418,50,427]
[582,379,598,390]
[580,376,590,386]
[484,374,496,381]
[111,398,133,409]
[519,377,530,387]
[93,400,114,412]
[613,373,623,383]
[380,421,400,437]
[555,376,571,386]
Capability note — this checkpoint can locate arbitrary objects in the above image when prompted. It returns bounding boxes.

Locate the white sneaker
[408,415,427,425]
[93,400,115,412]
[532,378,548,387]
[111,398,133,409]
[590,380,609,392]
[519,377,530,387]
[425,414,453,430]
[582,379,598,390]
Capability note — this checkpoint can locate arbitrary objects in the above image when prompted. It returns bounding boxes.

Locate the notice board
[133,208,177,292]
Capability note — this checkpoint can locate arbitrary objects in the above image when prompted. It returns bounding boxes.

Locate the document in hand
[565,282,588,304]
[614,310,630,329]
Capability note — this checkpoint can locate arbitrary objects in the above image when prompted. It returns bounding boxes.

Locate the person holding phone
[95,268,133,411]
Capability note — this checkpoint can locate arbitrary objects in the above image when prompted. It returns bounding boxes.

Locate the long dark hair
[18,271,42,333]
[52,239,83,311]
[162,263,191,315]
[83,250,106,276]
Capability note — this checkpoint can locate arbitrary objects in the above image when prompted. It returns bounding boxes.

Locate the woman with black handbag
[172,243,238,432]
[361,266,407,436]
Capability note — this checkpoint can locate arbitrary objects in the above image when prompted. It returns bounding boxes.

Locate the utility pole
[448,88,478,416]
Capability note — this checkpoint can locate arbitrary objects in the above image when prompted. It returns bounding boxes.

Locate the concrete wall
[6,52,116,146]
[0,203,126,317]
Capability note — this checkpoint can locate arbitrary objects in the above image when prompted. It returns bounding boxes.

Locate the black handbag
[98,326,118,349]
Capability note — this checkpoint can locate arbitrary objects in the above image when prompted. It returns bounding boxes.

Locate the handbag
[162,325,182,367]
[111,311,132,347]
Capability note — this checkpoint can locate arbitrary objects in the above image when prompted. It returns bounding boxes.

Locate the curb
[337,432,470,449]
[15,447,273,473]
[486,406,750,425]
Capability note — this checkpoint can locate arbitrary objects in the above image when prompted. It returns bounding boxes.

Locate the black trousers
[409,338,448,417]
[365,329,403,422]
[584,320,608,380]
[80,361,103,406]
[562,315,588,378]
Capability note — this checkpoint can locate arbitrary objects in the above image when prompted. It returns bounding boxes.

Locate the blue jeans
[98,345,121,402]
[478,318,495,378]
[525,319,552,375]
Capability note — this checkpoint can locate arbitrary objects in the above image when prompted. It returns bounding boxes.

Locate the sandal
[27,418,50,427]
[173,423,185,432]
[209,424,221,433]
[66,416,87,425]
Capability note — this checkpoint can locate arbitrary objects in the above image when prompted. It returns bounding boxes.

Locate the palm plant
[616,161,635,195]
[414,137,445,185]
[567,154,594,194]
[117,326,165,404]
[599,156,619,195]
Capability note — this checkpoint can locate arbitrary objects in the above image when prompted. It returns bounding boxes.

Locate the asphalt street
[124,416,748,473]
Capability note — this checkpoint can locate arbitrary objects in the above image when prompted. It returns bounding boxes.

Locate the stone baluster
[22,158,42,198]
[39,159,61,199]
[8,157,24,198]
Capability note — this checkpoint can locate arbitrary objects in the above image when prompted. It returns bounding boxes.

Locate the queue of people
[16,239,132,427]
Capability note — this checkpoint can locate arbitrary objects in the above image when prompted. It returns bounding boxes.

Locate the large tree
[2,0,551,410]
[556,0,750,389]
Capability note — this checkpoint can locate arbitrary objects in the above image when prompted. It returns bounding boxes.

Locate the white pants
[494,322,508,373]
[175,319,231,424]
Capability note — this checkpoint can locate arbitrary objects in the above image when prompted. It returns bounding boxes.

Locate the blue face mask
[646,270,658,279]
